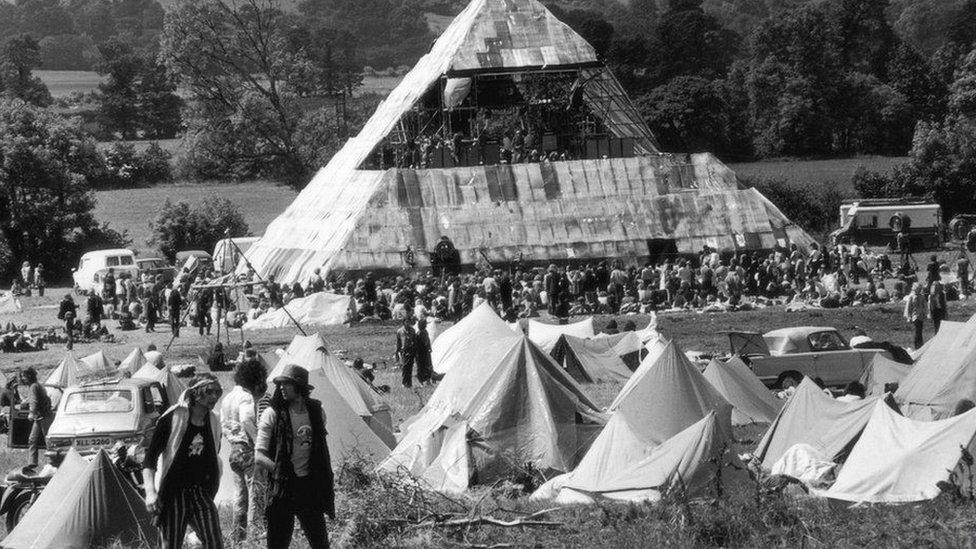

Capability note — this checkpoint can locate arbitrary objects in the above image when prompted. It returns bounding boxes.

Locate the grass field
[729,156,910,192]
[3,288,976,546]
[92,181,298,254]
[36,70,401,99]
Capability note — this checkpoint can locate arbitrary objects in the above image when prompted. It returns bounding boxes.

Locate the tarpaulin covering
[532,340,734,502]
[244,292,351,330]
[0,293,22,314]
[860,355,912,396]
[528,317,594,353]
[268,334,395,448]
[826,401,976,503]
[378,335,605,492]
[702,357,783,425]
[754,378,881,470]
[2,450,154,549]
[896,314,976,419]
[550,334,633,383]
[432,302,521,375]
[246,153,815,283]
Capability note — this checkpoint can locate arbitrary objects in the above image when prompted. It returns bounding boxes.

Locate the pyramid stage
[245,0,815,283]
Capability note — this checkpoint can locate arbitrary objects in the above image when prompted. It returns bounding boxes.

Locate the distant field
[93,180,298,255]
[35,69,104,98]
[36,69,401,98]
[729,156,910,191]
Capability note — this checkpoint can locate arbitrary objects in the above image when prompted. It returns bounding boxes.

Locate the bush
[99,142,173,188]
[148,195,249,262]
[746,176,849,238]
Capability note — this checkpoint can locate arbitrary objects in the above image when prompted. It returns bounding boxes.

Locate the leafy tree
[282,22,363,97]
[163,0,358,186]
[654,0,740,81]
[148,195,249,261]
[95,38,182,139]
[0,98,128,280]
[0,35,51,107]
[38,34,97,71]
[639,76,730,154]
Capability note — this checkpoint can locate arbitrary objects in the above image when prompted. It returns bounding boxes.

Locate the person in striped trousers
[143,374,225,548]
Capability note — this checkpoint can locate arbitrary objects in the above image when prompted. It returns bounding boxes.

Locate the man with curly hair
[221,358,267,544]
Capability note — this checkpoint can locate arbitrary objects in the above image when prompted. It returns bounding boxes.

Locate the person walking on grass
[904,282,928,349]
[255,365,335,549]
[57,294,77,350]
[168,284,183,337]
[143,374,224,549]
[221,359,267,545]
[395,318,417,388]
[415,317,433,385]
[929,281,947,333]
[17,368,51,467]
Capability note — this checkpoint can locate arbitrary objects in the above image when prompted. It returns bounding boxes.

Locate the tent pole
[223,229,307,337]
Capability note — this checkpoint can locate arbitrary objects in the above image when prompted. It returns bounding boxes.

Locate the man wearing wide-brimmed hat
[255,364,334,549]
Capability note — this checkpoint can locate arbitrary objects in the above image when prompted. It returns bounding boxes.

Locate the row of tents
[11,307,976,547]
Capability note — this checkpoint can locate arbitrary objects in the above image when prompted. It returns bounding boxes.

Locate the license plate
[74,436,113,448]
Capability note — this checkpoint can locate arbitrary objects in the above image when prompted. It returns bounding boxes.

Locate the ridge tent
[825,401,976,503]
[118,347,146,375]
[431,302,521,375]
[550,334,634,383]
[540,413,744,504]
[528,317,594,354]
[79,350,114,373]
[378,335,605,492]
[896,315,976,419]
[533,340,733,502]
[268,333,395,448]
[702,358,783,425]
[2,449,154,549]
[909,320,963,361]
[243,292,352,330]
[133,363,188,405]
[45,351,116,389]
[859,354,912,396]
[754,378,882,470]
[592,331,646,371]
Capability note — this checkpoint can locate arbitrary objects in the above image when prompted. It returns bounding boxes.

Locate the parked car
[45,378,170,456]
[213,236,260,273]
[726,327,888,388]
[175,250,214,276]
[72,249,140,295]
[136,257,177,285]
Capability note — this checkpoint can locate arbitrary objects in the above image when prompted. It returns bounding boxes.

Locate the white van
[72,249,140,294]
[212,237,260,273]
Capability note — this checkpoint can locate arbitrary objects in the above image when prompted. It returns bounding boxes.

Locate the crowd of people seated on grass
[241,240,971,326]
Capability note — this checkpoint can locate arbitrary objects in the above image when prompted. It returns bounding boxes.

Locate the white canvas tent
[45,351,116,389]
[244,292,351,330]
[533,340,734,503]
[702,358,782,425]
[431,302,521,375]
[539,413,742,504]
[754,378,881,470]
[133,364,188,405]
[118,347,146,375]
[268,333,396,447]
[379,334,605,492]
[550,334,634,383]
[896,314,976,419]
[2,450,154,549]
[527,317,594,354]
[825,401,976,503]
[859,355,912,396]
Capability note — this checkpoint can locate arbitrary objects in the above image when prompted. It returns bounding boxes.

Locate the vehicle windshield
[64,390,134,413]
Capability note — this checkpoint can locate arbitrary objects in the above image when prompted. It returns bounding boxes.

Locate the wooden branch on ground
[433,517,562,528]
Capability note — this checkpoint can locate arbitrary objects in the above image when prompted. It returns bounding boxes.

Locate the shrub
[745,176,849,238]
[99,142,173,188]
[148,195,249,262]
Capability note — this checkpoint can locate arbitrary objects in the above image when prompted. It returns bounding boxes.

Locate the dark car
[136,257,177,285]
